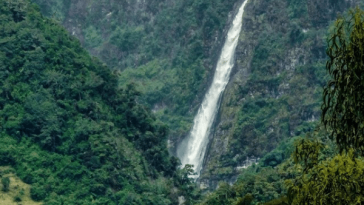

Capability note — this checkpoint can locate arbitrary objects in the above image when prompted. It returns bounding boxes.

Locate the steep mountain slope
[201,0,361,188]
[31,0,243,149]
[30,0,362,193]
[0,1,198,204]
[200,6,364,203]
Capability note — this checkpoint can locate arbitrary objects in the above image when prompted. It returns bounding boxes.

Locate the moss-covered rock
[201,0,360,188]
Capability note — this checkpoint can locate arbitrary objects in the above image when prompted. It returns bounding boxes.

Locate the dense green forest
[31,0,243,149]
[0,1,200,204]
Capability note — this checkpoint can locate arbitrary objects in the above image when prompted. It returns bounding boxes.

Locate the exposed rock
[178,196,186,205]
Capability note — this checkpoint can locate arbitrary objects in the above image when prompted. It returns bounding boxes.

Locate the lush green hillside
[0,1,199,204]
[31,0,242,147]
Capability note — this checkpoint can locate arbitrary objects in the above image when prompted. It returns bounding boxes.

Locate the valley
[0,0,363,204]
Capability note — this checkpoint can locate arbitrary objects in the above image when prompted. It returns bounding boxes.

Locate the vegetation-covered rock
[200,6,364,204]
[201,0,361,186]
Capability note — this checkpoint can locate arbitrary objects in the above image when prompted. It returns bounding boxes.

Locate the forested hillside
[0,1,199,204]
[32,0,243,148]
[31,0,364,194]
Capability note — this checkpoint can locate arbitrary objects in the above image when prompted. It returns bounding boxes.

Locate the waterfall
[177,0,249,177]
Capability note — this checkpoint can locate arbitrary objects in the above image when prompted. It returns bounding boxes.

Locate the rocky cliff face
[200,0,360,189]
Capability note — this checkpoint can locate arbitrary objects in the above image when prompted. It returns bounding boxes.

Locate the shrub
[1,177,10,192]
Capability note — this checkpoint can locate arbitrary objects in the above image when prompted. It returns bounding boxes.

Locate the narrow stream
[177,0,249,177]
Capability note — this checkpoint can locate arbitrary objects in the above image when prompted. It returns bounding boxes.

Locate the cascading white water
[177,0,249,177]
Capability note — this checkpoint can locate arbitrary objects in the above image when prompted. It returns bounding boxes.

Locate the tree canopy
[0,0,200,204]
[287,7,364,204]
[323,7,364,153]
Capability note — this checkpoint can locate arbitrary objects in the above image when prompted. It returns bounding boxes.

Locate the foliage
[199,162,293,205]
[14,188,24,202]
[323,7,364,153]
[195,1,362,204]
[28,0,70,21]
[199,134,304,205]
[262,197,289,205]
[285,7,364,204]
[1,176,10,192]
[31,0,240,143]
[291,138,323,170]
[202,0,341,178]
[175,164,202,204]
[202,0,360,185]
[25,0,364,204]
[0,0,200,204]
[32,0,361,191]
[201,126,339,204]
[287,147,364,204]
[199,182,242,205]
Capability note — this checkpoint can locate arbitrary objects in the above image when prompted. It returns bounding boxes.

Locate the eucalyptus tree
[322,7,364,153]
[287,7,364,204]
